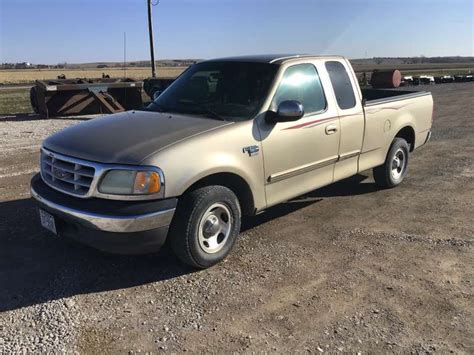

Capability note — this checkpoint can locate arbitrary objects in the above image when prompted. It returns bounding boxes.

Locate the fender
[142,122,267,211]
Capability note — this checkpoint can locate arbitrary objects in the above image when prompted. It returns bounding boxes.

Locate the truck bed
[362,88,431,106]
[358,86,433,173]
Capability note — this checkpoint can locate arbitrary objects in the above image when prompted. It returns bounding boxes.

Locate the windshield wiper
[190,103,225,121]
[147,102,173,113]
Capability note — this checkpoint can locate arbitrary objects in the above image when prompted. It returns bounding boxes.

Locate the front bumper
[30,174,177,254]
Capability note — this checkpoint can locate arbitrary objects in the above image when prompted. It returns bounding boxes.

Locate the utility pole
[147,0,157,78]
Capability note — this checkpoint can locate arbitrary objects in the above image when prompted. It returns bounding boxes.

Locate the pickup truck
[31,55,433,268]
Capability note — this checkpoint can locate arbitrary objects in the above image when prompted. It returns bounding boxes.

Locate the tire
[373,137,410,188]
[169,185,241,268]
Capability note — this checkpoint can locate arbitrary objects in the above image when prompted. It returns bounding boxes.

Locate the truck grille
[40,150,95,196]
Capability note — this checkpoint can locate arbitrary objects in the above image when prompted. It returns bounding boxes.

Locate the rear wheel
[373,138,410,188]
[169,185,241,268]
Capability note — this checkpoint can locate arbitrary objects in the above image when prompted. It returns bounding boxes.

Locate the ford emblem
[52,167,71,180]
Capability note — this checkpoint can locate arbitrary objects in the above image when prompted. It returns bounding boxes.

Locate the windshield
[147,61,278,121]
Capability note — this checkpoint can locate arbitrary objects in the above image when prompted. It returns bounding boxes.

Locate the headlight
[99,169,162,195]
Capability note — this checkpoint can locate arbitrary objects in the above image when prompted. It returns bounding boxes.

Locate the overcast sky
[1,0,473,64]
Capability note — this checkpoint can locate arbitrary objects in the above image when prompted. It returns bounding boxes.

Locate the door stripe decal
[282,113,360,130]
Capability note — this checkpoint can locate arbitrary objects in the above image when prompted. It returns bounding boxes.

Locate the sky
[0,0,473,64]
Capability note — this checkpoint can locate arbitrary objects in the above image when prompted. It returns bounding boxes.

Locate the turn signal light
[134,171,161,194]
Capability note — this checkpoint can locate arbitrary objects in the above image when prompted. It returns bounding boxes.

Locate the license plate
[39,209,57,235]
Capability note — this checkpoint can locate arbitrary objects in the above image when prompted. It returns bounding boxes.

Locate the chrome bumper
[31,186,175,233]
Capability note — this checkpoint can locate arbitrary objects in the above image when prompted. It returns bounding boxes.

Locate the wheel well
[395,126,415,152]
[185,173,255,216]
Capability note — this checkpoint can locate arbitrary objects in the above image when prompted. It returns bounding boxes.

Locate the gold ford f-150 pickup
[31,55,433,268]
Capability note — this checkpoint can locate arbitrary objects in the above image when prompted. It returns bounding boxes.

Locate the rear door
[325,60,365,181]
[257,61,341,207]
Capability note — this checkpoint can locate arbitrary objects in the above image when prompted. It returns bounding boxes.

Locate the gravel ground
[0,83,473,353]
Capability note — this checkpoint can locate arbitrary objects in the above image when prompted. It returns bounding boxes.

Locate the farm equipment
[454,75,471,82]
[434,75,455,84]
[30,78,143,118]
[419,75,435,85]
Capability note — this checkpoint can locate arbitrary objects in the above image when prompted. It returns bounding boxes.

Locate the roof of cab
[203,54,345,65]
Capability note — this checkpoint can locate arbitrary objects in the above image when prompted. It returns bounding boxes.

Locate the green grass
[0,88,154,116]
[0,89,31,115]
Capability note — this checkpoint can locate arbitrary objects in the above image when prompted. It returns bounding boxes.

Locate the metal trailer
[30,78,143,118]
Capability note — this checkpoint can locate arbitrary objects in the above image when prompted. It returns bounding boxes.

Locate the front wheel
[169,185,241,268]
[373,137,410,188]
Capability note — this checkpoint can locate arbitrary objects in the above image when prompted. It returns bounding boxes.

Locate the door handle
[325,124,338,135]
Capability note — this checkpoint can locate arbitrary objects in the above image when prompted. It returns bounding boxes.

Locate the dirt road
[0,83,473,353]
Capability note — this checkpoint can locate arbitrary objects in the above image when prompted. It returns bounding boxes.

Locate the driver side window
[271,64,326,115]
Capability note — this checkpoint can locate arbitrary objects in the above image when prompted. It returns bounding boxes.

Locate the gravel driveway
[0,83,473,353]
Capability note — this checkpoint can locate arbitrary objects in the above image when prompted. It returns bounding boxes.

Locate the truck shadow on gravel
[0,174,377,312]
[241,174,376,230]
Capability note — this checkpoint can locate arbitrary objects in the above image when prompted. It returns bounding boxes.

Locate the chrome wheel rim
[198,203,232,254]
[391,148,406,180]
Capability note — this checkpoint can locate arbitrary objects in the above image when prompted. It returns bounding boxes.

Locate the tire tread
[373,137,409,188]
[170,185,240,268]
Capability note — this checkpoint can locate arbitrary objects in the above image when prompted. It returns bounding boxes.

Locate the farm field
[1,62,473,85]
[0,82,473,353]
[0,67,185,85]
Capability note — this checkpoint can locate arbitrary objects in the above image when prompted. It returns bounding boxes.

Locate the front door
[257,62,341,207]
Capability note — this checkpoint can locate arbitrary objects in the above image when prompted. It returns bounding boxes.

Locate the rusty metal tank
[371,69,402,88]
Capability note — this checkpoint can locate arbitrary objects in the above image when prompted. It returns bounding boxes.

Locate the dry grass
[0,67,186,84]
[0,89,31,114]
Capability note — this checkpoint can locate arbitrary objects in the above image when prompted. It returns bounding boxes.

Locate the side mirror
[152,90,163,100]
[266,100,304,123]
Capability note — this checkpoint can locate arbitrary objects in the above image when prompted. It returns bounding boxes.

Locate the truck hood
[43,111,231,164]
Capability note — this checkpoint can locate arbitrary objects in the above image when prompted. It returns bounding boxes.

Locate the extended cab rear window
[325,61,356,110]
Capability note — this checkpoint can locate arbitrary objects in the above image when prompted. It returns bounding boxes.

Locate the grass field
[0,88,153,115]
[0,89,30,114]
[1,62,473,85]
[0,67,185,85]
